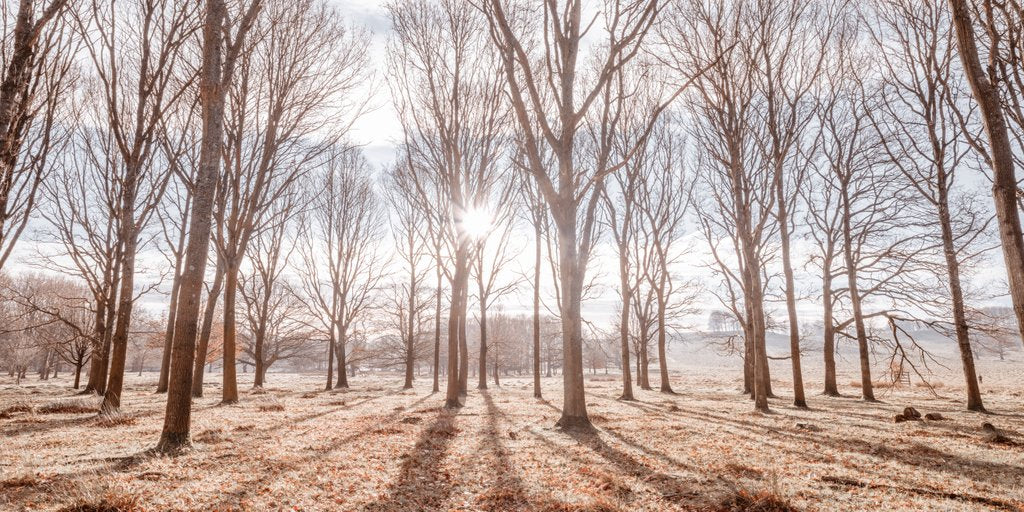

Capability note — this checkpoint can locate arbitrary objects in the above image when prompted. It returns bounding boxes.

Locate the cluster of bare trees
[1,0,1023,452]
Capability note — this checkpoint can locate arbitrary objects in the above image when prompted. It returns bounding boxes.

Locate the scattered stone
[903,407,922,420]
[796,423,821,432]
[508,430,519,440]
[894,415,908,423]
[399,416,421,425]
[924,413,944,421]
[982,423,1013,444]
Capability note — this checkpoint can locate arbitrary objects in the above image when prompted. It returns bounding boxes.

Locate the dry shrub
[536,497,623,512]
[915,381,944,389]
[580,467,632,498]
[194,428,228,444]
[38,397,99,415]
[249,387,268,395]
[327,400,346,407]
[300,391,319,399]
[723,463,764,480]
[1,474,39,489]
[233,424,255,432]
[257,399,285,412]
[94,412,137,428]
[717,471,797,512]
[0,402,34,418]
[57,484,140,512]
[716,489,799,512]
[849,381,862,388]
[476,485,529,511]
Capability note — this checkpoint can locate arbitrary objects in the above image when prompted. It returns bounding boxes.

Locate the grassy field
[1,364,1023,511]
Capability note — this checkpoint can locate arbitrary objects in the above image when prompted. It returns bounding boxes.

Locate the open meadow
[2,360,1023,511]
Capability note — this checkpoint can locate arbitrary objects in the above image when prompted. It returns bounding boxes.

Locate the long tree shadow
[362,408,459,512]
[476,391,532,511]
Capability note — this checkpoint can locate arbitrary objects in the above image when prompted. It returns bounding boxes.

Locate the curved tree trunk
[949,0,1024,345]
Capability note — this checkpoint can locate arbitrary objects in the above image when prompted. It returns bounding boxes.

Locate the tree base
[967,403,988,413]
[660,387,676,395]
[444,398,462,409]
[793,400,809,409]
[618,394,636,401]
[555,414,594,432]
[823,390,842,397]
[220,398,238,406]
[154,432,192,456]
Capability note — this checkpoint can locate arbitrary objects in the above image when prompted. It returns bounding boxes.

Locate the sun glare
[458,206,493,241]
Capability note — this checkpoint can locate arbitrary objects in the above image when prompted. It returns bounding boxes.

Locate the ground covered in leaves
[2,363,1023,511]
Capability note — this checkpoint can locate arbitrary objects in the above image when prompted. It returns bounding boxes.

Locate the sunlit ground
[1,359,1022,511]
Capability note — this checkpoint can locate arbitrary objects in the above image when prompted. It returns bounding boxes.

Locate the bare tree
[387,0,510,408]
[386,160,433,389]
[71,0,200,413]
[157,0,262,455]
[480,0,694,427]
[238,189,300,388]
[867,0,990,411]
[471,177,521,389]
[201,0,367,404]
[668,0,775,411]
[296,146,385,391]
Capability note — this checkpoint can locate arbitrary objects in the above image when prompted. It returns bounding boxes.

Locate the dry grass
[2,359,1023,511]
[36,397,99,415]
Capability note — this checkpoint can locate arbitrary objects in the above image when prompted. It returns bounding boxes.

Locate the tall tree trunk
[102,219,138,413]
[656,288,673,394]
[533,220,542,399]
[445,243,469,408]
[638,336,651,390]
[191,260,225,397]
[822,266,839,396]
[325,333,335,390]
[253,330,265,388]
[617,247,634,400]
[336,325,348,388]
[937,185,984,411]
[949,0,1024,344]
[458,294,468,396]
[841,199,874,401]
[778,206,806,407]
[157,0,259,454]
[432,266,441,393]
[157,232,187,393]
[221,265,239,404]
[73,363,82,389]
[478,283,488,390]
[553,204,589,429]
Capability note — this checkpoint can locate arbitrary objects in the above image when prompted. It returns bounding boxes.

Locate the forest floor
[1,365,1023,511]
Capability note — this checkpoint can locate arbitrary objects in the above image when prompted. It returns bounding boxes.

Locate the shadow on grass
[362,408,459,512]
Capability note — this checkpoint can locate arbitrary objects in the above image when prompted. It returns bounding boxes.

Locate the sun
[457,205,493,241]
